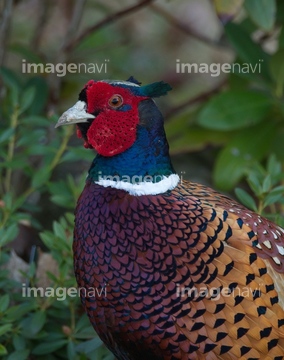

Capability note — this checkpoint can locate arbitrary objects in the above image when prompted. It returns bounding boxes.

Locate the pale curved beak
[55,100,95,128]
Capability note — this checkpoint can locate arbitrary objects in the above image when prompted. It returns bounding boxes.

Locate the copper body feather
[74,179,284,360]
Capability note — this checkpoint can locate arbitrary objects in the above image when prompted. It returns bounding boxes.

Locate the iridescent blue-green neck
[88,99,175,183]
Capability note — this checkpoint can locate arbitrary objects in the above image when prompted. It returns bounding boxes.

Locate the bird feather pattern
[73,181,284,359]
[56,79,284,360]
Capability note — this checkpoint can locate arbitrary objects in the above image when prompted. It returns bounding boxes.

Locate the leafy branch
[64,0,156,52]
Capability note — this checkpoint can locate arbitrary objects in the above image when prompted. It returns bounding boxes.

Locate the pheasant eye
[108,94,123,108]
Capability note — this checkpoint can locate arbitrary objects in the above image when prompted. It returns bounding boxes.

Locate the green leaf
[75,325,97,339]
[40,232,56,250]
[235,188,257,211]
[32,340,68,355]
[19,87,36,114]
[7,349,30,360]
[48,178,79,208]
[31,168,51,188]
[53,221,66,240]
[0,67,22,90]
[247,172,262,196]
[0,128,14,144]
[198,91,271,130]
[263,193,283,208]
[67,340,76,359]
[0,224,19,247]
[262,174,271,193]
[0,344,8,355]
[75,314,91,333]
[267,154,282,180]
[268,185,284,196]
[29,311,46,335]
[0,294,10,312]
[12,334,26,350]
[262,185,284,208]
[104,353,115,360]
[0,323,13,337]
[213,123,275,190]
[244,0,276,31]
[224,22,270,80]
[3,192,13,209]
[75,337,103,354]
[10,86,19,107]
[5,302,36,322]
[50,194,74,208]
[25,77,49,115]
[65,212,75,224]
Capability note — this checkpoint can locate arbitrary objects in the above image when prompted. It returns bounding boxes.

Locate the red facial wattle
[77,81,147,156]
[76,127,92,149]
[86,112,137,156]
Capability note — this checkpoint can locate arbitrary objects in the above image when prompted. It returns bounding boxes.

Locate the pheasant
[56,78,284,360]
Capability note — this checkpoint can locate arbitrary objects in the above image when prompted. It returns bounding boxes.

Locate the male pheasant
[56,78,284,359]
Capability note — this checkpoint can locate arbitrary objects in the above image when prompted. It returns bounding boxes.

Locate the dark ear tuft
[139,81,172,98]
[126,76,142,85]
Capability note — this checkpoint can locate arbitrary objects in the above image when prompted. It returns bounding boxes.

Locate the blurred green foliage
[0,69,113,358]
[0,0,284,359]
[167,10,284,190]
[234,155,284,227]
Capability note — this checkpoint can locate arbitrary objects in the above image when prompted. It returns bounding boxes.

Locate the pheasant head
[56,77,176,187]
